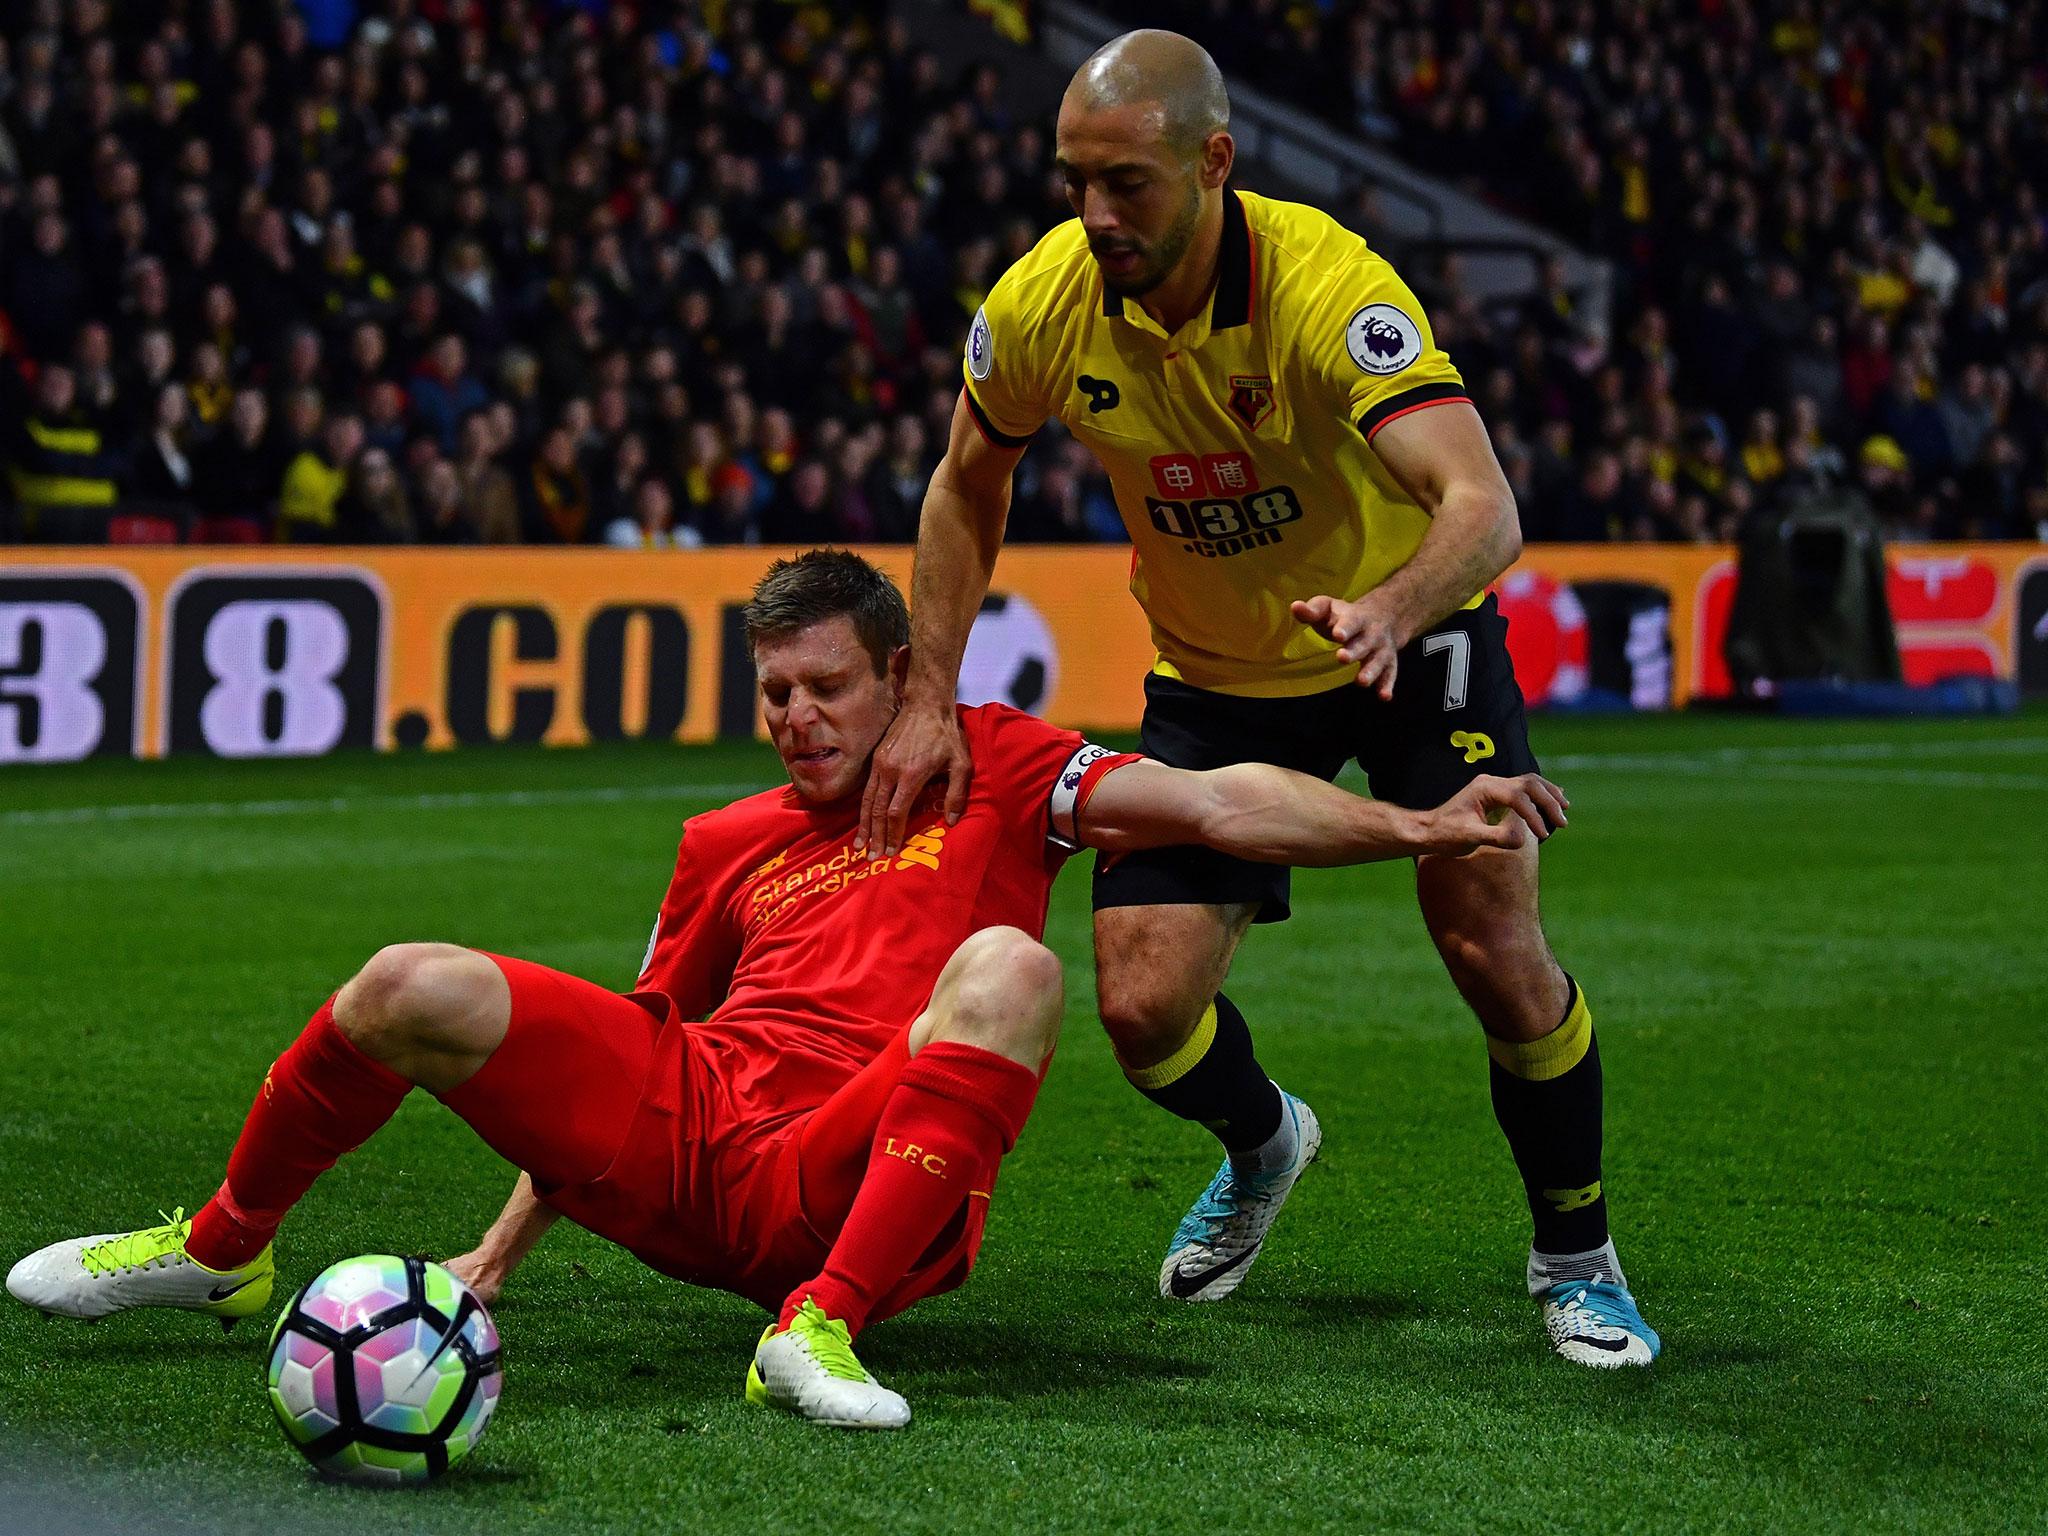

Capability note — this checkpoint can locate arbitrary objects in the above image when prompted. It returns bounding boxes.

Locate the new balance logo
[1076,375,1121,413]
[1543,1180,1602,1213]
[1450,730,1495,764]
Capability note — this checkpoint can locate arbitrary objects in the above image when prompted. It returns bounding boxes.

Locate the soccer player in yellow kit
[863,30,1659,1366]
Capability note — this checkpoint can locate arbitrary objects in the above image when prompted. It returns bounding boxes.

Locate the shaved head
[1056,30,1235,303]
[1066,30,1228,156]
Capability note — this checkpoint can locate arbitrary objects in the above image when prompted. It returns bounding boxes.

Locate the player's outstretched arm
[860,390,1030,856]
[441,1172,558,1306]
[1076,759,1568,865]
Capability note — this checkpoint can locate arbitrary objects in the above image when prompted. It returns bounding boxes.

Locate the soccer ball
[958,591,1058,713]
[265,1254,503,1486]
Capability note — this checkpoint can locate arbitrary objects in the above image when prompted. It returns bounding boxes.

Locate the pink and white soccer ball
[265,1253,502,1486]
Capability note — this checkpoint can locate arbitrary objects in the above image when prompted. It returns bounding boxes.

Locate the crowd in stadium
[1,0,2042,546]
[0,0,1117,547]
[1120,0,2048,543]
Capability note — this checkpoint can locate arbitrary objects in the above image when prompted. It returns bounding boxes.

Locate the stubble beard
[1096,180,1204,298]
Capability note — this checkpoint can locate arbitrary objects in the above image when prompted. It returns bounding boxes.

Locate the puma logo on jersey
[1076,375,1121,413]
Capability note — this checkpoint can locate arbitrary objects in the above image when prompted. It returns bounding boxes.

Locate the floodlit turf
[2,709,2044,1534]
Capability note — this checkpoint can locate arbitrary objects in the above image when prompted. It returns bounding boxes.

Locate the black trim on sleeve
[964,386,1037,449]
[1356,383,1471,441]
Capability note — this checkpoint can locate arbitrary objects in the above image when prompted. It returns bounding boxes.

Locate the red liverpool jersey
[635,703,1136,1123]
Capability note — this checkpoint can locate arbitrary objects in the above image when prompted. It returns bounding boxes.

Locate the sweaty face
[1056,99,1203,297]
[755,616,904,804]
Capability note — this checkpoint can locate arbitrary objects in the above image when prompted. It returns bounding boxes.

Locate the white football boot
[746,1299,911,1429]
[7,1208,274,1329]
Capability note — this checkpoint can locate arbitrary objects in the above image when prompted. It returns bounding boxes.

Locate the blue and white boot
[1157,1091,1321,1302]
[1533,1243,1660,1367]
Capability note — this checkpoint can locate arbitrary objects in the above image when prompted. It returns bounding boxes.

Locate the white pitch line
[1557,759,2048,792]
[5,735,2044,828]
[1545,735,2048,790]
[0,781,774,828]
[1545,735,2048,769]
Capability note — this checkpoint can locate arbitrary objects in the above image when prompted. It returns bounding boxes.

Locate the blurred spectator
[279,412,363,543]
[606,477,697,550]
[362,381,409,459]
[595,432,653,531]
[186,343,234,430]
[127,383,198,515]
[1939,365,1997,469]
[194,388,280,538]
[705,462,763,545]
[454,412,522,546]
[417,459,471,545]
[1555,450,1629,543]
[764,459,836,546]
[345,446,414,544]
[1878,373,1951,481]
[1738,411,1786,489]
[871,415,934,537]
[1858,436,1916,531]
[4,213,84,359]
[72,323,121,430]
[5,366,119,541]
[409,335,488,456]
[523,425,593,545]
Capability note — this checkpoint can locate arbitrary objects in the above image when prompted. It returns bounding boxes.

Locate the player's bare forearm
[1193,762,1432,865]
[903,390,1028,704]
[1354,398,1521,641]
[1079,760,1566,865]
[443,1173,557,1301]
[1370,480,1521,641]
[863,393,1031,850]
[1294,402,1520,696]
[906,472,1007,703]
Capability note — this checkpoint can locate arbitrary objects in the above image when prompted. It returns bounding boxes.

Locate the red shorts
[442,954,989,1318]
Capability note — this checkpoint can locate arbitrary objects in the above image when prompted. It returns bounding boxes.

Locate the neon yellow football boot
[6,1208,274,1329]
[745,1298,910,1429]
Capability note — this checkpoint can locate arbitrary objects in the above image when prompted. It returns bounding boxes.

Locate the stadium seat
[191,516,268,545]
[106,513,183,545]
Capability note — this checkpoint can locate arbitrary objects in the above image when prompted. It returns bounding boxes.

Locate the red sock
[784,1042,1041,1336]
[185,998,412,1269]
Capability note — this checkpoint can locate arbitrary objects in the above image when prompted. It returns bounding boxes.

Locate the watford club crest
[1227,374,1275,430]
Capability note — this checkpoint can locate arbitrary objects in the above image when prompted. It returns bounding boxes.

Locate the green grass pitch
[2,709,2044,1533]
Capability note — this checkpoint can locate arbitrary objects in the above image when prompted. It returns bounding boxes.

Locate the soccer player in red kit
[8,550,1568,1428]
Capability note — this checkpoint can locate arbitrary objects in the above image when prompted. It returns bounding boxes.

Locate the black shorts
[1093,593,1539,923]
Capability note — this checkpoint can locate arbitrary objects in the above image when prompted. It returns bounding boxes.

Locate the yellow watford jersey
[963,189,1475,697]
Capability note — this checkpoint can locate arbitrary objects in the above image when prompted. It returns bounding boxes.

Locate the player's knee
[1094,969,1208,1061]
[337,943,498,1060]
[1426,920,1557,1039]
[1428,920,1498,993]
[946,927,1064,1055]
